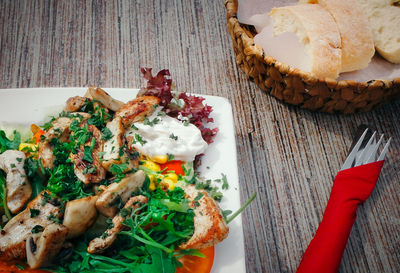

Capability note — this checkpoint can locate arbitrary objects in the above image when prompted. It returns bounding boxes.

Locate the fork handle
[296,160,384,273]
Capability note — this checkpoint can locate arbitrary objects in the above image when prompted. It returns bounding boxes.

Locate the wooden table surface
[0,1,399,272]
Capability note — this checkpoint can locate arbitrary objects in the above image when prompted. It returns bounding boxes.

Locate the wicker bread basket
[224,0,400,113]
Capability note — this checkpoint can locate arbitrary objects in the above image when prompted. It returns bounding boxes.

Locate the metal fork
[341,127,391,171]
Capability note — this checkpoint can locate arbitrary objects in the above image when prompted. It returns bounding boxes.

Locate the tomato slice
[176,246,215,273]
[160,160,185,176]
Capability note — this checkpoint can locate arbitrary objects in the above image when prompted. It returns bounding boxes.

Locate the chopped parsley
[83,165,97,174]
[169,133,178,141]
[221,173,229,190]
[82,137,96,163]
[87,105,112,129]
[41,191,52,206]
[109,163,128,175]
[133,134,147,145]
[31,225,44,234]
[41,117,56,130]
[48,212,61,224]
[144,117,160,126]
[109,163,129,182]
[30,209,40,218]
[101,127,113,141]
[194,192,204,201]
[157,110,166,117]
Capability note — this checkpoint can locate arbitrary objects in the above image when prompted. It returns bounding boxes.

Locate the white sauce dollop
[126,111,208,162]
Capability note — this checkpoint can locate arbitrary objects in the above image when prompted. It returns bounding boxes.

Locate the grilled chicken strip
[95,170,146,218]
[85,87,124,112]
[115,96,161,128]
[0,191,62,259]
[26,223,68,269]
[101,116,139,171]
[0,150,32,214]
[71,124,106,184]
[38,113,90,169]
[179,185,229,250]
[63,196,98,238]
[64,96,87,112]
[87,195,148,254]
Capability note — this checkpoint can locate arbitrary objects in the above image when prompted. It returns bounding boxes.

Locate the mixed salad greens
[0,69,254,273]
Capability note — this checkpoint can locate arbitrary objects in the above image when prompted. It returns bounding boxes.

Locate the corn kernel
[19,143,38,153]
[149,179,156,191]
[162,178,175,191]
[163,172,178,183]
[141,160,160,172]
[151,155,168,164]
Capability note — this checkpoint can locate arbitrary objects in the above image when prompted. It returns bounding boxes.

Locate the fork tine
[377,137,391,161]
[365,134,384,164]
[355,131,376,167]
[341,129,368,170]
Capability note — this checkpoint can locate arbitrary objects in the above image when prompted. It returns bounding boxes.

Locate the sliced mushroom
[85,87,124,112]
[70,124,106,184]
[63,195,98,238]
[0,191,62,259]
[95,170,145,218]
[0,150,32,214]
[26,223,68,269]
[88,195,147,254]
[115,96,161,128]
[101,116,139,171]
[179,185,229,250]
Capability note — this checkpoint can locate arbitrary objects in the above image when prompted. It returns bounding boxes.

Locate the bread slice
[300,0,375,72]
[269,4,342,79]
[356,0,400,64]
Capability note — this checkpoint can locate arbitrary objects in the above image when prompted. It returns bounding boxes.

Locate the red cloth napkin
[296,160,385,273]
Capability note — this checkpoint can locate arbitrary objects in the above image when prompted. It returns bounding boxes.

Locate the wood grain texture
[0,0,399,272]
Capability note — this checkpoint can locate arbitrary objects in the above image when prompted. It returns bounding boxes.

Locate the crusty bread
[269,4,342,79]
[300,0,375,72]
[356,0,400,64]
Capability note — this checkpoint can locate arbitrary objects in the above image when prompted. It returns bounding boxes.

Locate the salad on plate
[0,69,251,272]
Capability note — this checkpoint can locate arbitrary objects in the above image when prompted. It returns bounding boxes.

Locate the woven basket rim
[225,0,400,89]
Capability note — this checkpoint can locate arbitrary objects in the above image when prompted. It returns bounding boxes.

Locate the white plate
[0,88,246,273]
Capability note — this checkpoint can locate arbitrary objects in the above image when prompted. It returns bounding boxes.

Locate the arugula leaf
[140,245,178,273]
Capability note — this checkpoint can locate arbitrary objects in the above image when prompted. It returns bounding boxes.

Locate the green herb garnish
[101,127,113,140]
[31,225,44,234]
[30,209,40,218]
